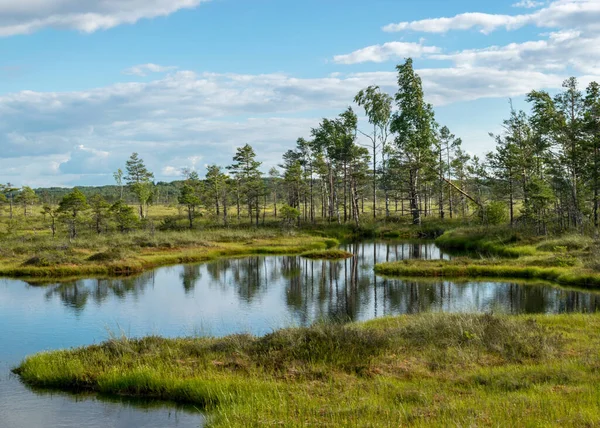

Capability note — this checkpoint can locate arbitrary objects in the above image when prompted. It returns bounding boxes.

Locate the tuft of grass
[537,235,593,252]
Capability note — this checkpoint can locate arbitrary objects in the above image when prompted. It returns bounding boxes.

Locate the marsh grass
[0,230,339,278]
[383,228,600,288]
[15,313,594,427]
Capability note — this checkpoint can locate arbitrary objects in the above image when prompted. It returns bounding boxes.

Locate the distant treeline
[32,183,182,206]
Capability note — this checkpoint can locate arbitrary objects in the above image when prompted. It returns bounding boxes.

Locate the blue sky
[0,0,598,187]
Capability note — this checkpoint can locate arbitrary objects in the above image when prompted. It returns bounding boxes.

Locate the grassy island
[14,313,600,427]
[376,227,600,289]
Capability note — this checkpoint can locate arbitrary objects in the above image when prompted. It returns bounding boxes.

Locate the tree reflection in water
[39,242,600,319]
[43,271,156,313]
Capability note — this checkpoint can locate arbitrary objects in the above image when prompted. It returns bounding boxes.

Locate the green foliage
[279,204,300,228]
[178,184,202,229]
[481,201,508,226]
[110,200,139,232]
[125,153,154,219]
[390,58,437,225]
[57,189,89,239]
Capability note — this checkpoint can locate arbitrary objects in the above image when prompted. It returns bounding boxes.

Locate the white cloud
[333,41,441,64]
[430,30,600,75]
[0,0,210,36]
[123,64,178,77]
[512,0,545,8]
[161,166,182,177]
[1,65,597,186]
[383,0,600,34]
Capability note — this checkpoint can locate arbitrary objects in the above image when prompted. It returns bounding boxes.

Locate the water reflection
[42,271,157,313]
[37,241,600,318]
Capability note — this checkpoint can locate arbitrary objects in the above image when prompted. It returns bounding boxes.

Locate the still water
[1,241,599,427]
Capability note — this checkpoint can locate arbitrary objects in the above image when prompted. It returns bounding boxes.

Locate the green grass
[14,313,600,427]
[372,228,600,288]
[375,259,600,289]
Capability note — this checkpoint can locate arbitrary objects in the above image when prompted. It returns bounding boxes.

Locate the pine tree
[228,144,263,226]
[57,189,89,239]
[125,153,154,219]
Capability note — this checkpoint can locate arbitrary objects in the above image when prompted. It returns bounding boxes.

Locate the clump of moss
[301,249,353,260]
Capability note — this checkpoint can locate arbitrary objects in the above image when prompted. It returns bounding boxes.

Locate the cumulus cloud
[3,66,588,186]
[123,64,178,77]
[0,0,210,36]
[333,41,441,64]
[383,0,600,34]
[429,30,600,75]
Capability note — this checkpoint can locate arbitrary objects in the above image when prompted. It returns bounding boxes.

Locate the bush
[480,202,508,226]
[280,205,300,228]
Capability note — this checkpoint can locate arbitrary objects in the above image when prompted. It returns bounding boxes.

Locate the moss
[300,249,353,260]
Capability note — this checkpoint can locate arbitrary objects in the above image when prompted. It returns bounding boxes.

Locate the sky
[0,0,599,187]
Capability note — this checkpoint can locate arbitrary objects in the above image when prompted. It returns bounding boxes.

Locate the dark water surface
[1,241,599,427]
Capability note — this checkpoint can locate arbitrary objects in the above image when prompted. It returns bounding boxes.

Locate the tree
[125,153,154,219]
[89,194,110,234]
[0,183,19,220]
[228,144,263,226]
[269,167,281,218]
[57,189,89,239]
[16,186,38,217]
[205,165,226,217]
[554,78,586,228]
[390,58,437,225]
[584,81,600,228]
[113,168,124,200]
[179,184,202,229]
[41,204,58,238]
[436,126,462,219]
[110,200,139,233]
[280,204,300,229]
[0,192,6,216]
[355,85,393,218]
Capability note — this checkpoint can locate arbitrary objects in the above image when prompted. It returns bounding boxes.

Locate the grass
[0,203,457,279]
[373,227,600,289]
[14,312,600,427]
[0,227,339,278]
